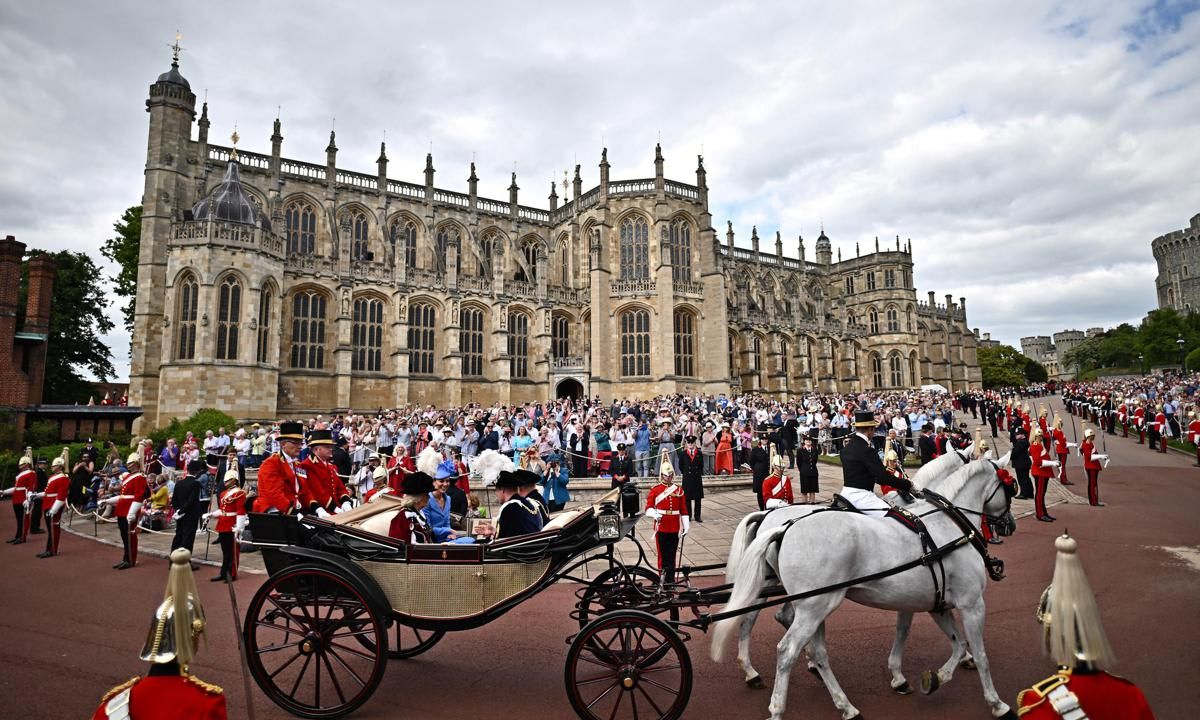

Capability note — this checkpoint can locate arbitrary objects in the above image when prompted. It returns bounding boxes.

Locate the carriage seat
[542,509,584,531]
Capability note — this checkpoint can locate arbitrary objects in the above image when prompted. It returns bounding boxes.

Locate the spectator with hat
[254,421,305,514]
[838,410,913,517]
[388,472,436,544]
[492,469,544,540]
[678,434,705,522]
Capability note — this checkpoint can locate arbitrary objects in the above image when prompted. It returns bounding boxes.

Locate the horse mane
[926,459,992,502]
[910,450,968,490]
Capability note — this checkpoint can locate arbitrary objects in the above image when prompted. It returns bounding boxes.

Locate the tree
[978,345,1029,389]
[20,250,115,403]
[1062,336,1103,375]
[1140,308,1197,366]
[100,205,141,336]
[1024,357,1048,383]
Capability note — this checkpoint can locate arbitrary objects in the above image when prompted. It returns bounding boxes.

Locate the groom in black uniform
[840,410,914,516]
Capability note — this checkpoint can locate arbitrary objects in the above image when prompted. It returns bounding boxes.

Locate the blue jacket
[423,493,455,542]
[635,426,652,452]
[540,466,571,506]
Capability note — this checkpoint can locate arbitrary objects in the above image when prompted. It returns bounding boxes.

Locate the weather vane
[170,31,184,63]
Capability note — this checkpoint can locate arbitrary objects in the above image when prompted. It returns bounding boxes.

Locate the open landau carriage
[245,486,710,719]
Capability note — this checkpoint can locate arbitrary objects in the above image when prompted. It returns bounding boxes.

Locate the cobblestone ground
[64,412,1087,579]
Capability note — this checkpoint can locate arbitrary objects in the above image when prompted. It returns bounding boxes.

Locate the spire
[654,142,664,190]
[751,225,760,256]
[325,129,337,154]
[424,152,435,188]
[549,180,558,211]
[377,141,388,164]
[468,162,478,198]
[509,171,519,206]
[197,102,210,143]
[599,147,609,193]
[726,221,735,248]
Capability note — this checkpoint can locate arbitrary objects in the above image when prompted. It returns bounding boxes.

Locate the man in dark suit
[677,435,705,522]
[609,443,635,489]
[171,459,204,565]
[917,424,937,465]
[749,436,772,510]
[840,411,913,516]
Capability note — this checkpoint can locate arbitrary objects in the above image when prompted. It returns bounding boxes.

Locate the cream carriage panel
[356,557,553,619]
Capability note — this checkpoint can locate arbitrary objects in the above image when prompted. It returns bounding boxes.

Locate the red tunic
[116,472,149,517]
[254,453,301,514]
[1153,412,1167,435]
[645,482,688,533]
[1052,429,1067,455]
[1117,404,1128,424]
[455,459,472,494]
[880,467,906,496]
[43,472,70,508]
[1030,443,1055,478]
[214,487,247,533]
[1016,670,1154,720]
[299,458,348,513]
[1081,440,1102,471]
[386,456,416,493]
[92,674,227,720]
[12,469,37,505]
[1134,407,1146,428]
[1189,419,1200,445]
[761,471,793,504]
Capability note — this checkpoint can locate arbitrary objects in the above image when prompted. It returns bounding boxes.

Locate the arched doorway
[556,378,583,400]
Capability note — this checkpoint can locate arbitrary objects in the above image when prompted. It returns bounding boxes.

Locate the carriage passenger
[423,473,457,542]
[387,472,436,544]
[838,411,913,517]
[492,470,544,540]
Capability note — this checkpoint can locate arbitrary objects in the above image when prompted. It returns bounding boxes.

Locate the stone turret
[815,228,832,265]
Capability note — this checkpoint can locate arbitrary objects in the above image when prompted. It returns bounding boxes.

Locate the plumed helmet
[1036,533,1115,669]
[223,469,240,485]
[884,449,898,465]
[1084,428,1095,438]
[659,460,675,478]
[18,456,32,467]
[126,452,142,467]
[51,457,65,469]
[372,465,387,481]
[141,549,206,665]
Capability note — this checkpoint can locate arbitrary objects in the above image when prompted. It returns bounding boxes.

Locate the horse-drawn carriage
[244,450,1019,720]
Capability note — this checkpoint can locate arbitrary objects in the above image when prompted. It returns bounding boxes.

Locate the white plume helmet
[473,449,514,485]
[1041,533,1116,669]
[416,446,442,477]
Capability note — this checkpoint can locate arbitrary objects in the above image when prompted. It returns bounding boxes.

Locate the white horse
[712,458,1018,720]
[723,449,982,696]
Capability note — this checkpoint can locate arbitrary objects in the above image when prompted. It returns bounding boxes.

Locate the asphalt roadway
[1,396,1197,719]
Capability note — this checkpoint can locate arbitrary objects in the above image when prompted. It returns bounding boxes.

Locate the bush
[23,420,59,448]
[148,408,239,447]
[1187,347,1200,372]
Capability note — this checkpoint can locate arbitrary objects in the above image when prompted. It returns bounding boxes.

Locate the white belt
[118,494,136,499]
[1048,684,1088,720]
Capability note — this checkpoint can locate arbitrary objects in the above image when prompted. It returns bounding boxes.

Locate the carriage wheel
[576,565,663,631]
[244,564,388,719]
[565,610,692,720]
[388,624,446,659]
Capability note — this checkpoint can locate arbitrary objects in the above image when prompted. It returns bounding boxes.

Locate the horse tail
[711,524,789,663]
[725,510,768,580]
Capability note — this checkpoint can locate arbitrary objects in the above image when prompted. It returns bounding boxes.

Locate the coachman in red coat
[299,429,352,516]
[254,421,305,514]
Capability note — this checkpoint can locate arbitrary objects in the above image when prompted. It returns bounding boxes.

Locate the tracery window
[352,298,384,372]
[889,353,903,387]
[673,309,695,377]
[216,275,241,361]
[869,308,880,334]
[670,219,692,281]
[284,200,317,256]
[407,303,436,374]
[290,291,327,369]
[619,309,650,377]
[508,311,529,378]
[845,276,855,295]
[558,241,570,285]
[884,269,896,288]
[781,339,790,376]
[256,282,274,363]
[461,307,484,376]
[389,217,418,267]
[176,273,198,360]
[872,353,884,388]
[619,216,649,281]
[435,226,461,275]
[552,314,569,359]
[887,306,899,333]
[346,209,370,261]
[867,272,876,291]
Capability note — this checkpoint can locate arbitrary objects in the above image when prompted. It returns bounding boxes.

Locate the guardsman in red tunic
[1038,407,1051,453]
[1016,533,1156,719]
[1030,427,1058,523]
[92,549,228,720]
[1154,405,1169,454]
[299,429,352,517]
[645,460,689,585]
[208,470,247,582]
[1080,428,1108,507]
[1133,402,1146,444]
[761,447,793,508]
[104,453,149,569]
[1187,409,1200,467]
[1117,398,1129,438]
[878,448,906,498]
[254,421,305,514]
[1051,417,1072,485]
[35,456,70,557]
[2,456,37,544]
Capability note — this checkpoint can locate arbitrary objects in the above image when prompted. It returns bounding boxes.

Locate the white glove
[48,499,64,515]
[29,492,44,500]
[681,516,690,535]
[127,501,142,523]
[340,500,353,513]
[1092,454,1109,461]
[0,488,11,498]
[101,496,118,505]
[315,506,331,519]
[234,515,248,534]
[645,508,663,521]
[23,497,31,512]
[1066,442,1078,448]
[765,498,788,510]
[1043,460,1060,468]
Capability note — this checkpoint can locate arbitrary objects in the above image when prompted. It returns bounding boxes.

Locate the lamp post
[1177,334,1186,371]
[1138,353,1144,376]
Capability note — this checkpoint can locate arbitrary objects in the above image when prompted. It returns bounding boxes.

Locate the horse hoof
[920,670,941,694]
[960,656,977,670]
[892,681,913,695]
[746,675,766,689]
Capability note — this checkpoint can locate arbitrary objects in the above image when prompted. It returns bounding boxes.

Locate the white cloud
[0,0,1196,378]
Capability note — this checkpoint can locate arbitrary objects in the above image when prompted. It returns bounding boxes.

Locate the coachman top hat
[277,421,305,442]
[494,470,522,490]
[852,411,877,428]
[307,429,334,446]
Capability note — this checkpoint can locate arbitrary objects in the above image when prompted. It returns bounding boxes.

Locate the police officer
[839,411,913,516]
[609,443,635,489]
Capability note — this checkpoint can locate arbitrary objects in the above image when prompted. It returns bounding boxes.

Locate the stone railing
[406,267,445,289]
[208,145,271,171]
[547,285,588,304]
[281,158,326,180]
[664,180,699,202]
[578,187,600,210]
[519,205,551,223]
[477,197,508,216]
[387,180,425,199]
[672,280,705,297]
[551,356,587,370]
[550,201,575,224]
[608,178,655,196]
[506,280,538,299]
[350,260,391,283]
[458,276,492,294]
[337,170,376,189]
[434,189,470,208]
[171,220,284,257]
[288,254,338,276]
[610,279,657,296]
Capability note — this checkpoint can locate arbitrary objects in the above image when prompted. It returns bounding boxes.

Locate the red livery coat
[92,673,227,720]
[214,487,247,533]
[299,458,349,513]
[1015,670,1154,720]
[645,482,688,533]
[12,469,37,505]
[761,471,793,504]
[254,453,302,514]
[115,472,149,517]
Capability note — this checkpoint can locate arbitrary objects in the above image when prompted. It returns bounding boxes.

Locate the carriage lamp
[597,503,622,540]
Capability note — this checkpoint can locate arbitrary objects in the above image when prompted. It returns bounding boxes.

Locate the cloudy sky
[1,0,1197,380]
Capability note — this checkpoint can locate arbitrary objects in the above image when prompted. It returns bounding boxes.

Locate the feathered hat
[416,445,442,477]
[473,449,515,486]
[1036,533,1115,669]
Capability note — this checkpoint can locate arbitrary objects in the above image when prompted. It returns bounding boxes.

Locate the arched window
[476,231,498,278]
[290,291,327,369]
[871,353,883,388]
[619,309,650,377]
[753,335,765,387]
[670,218,692,281]
[869,307,879,334]
[352,297,384,372]
[781,339,790,376]
[844,276,855,295]
[256,282,274,363]
[728,333,738,379]
[508,311,529,378]
[673,309,695,377]
[552,314,570,359]
[847,311,857,326]
[866,272,876,291]
[619,216,649,281]
[906,306,914,332]
[435,226,461,275]
[558,241,570,285]
[886,306,899,333]
[216,275,241,360]
[515,242,537,282]
[285,200,317,256]
[176,273,198,360]
[390,217,418,267]
[346,209,370,261]
[889,353,903,387]
[460,307,485,376]
[407,302,436,374]
[910,351,919,387]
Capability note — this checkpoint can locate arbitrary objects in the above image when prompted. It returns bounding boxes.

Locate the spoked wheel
[244,564,388,719]
[565,610,692,720]
[575,565,663,631]
[388,624,446,659]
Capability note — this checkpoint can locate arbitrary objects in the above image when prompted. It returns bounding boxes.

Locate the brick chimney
[0,235,25,349]
[24,253,55,334]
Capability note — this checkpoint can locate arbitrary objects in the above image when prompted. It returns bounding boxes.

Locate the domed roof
[191,160,260,227]
[156,60,191,90]
[816,229,831,245]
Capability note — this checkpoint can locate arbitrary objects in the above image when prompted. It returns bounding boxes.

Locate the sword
[225,576,258,720]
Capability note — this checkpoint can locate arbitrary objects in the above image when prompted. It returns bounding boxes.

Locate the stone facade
[1152,212,1200,314]
[128,58,982,431]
